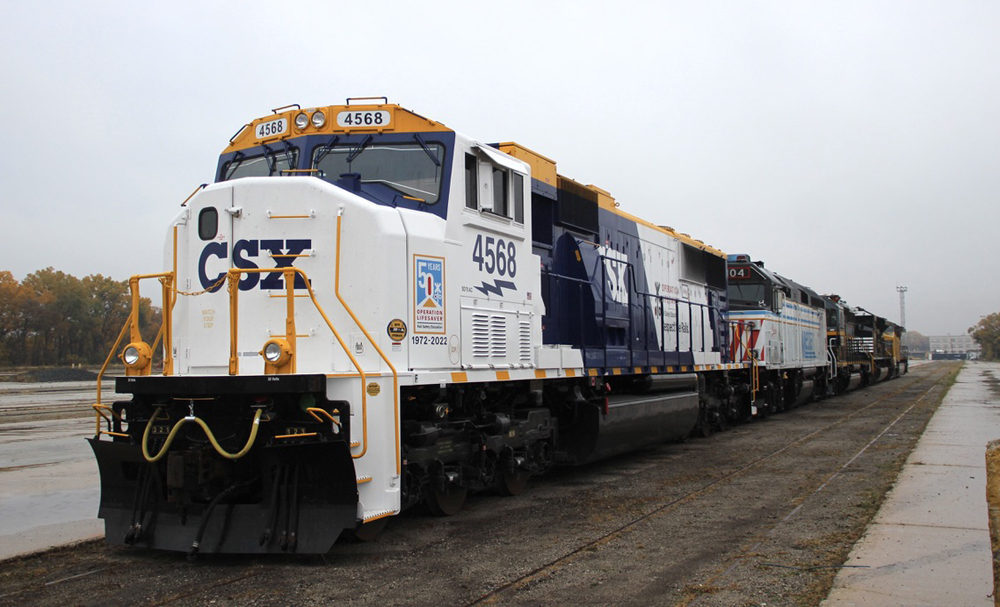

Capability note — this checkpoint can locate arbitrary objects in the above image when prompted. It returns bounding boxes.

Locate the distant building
[928,334,981,359]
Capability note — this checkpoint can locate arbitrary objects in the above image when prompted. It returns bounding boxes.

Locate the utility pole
[897,286,907,330]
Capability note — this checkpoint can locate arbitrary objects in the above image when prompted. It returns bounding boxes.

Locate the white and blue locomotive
[89,99,905,555]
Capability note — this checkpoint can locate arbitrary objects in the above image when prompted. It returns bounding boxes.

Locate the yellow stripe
[612,368,622,376]
[651,366,659,373]
[535,370,547,379]
[496,370,510,381]
[451,372,468,383]
[634,367,642,374]
[588,369,599,377]
[566,369,577,377]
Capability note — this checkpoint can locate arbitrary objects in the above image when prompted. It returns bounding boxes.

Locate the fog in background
[2,0,997,335]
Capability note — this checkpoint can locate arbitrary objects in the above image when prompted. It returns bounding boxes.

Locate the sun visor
[473,143,529,175]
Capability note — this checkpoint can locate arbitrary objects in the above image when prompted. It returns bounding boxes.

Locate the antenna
[897,286,907,329]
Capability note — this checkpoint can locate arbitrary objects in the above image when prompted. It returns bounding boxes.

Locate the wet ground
[0,362,964,606]
[0,380,106,560]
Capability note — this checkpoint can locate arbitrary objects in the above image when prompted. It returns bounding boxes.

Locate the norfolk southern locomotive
[89,99,907,555]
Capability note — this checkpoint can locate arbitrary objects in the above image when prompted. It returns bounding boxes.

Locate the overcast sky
[2,1,997,335]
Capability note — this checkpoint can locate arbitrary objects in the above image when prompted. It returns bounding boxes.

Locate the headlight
[121,342,151,370]
[294,112,309,129]
[261,339,292,368]
[264,341,283,363]
[123,345,140,365]
[311,111,326,128]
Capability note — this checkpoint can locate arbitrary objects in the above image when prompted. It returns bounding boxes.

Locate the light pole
[897,286,907,329]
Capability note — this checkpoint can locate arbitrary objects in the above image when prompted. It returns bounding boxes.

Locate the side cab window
[465,153,525,224]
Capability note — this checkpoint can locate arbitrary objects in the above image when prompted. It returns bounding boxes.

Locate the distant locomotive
[89,99,907,555]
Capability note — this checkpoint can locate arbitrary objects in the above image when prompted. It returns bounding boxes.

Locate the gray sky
[2,1,997,336]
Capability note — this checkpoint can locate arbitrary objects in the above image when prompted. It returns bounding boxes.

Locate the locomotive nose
[89,416,360,554]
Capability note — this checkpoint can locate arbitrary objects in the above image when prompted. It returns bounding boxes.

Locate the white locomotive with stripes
[88,99,905,554]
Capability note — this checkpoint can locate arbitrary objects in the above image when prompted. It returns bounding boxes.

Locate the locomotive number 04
[729,267,751,280]
[473,234,516,277]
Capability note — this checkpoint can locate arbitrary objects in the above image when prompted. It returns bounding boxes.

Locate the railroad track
[0,382,114,423]
[0,402,95,421]
[463,363,956,606]
[0,363,959,606]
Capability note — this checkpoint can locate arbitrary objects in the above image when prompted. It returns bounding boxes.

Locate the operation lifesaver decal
[414,255,445,334]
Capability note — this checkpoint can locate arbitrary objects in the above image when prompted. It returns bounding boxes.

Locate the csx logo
[199,239,311,291]
[599,246,629,306]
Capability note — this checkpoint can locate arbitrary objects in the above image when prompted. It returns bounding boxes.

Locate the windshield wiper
[224,151,246,180]
[261,143,277,174]
[313,135,340,167]
[413,134,441,167]
[260,141,296,175]
[346,135,373,164]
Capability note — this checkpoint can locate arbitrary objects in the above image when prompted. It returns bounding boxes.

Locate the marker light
[294,112,309,130]
[311,111,326,128]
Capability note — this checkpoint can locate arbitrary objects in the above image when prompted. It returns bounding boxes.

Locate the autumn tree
[969,313,1000,361]
[0,269,160,366]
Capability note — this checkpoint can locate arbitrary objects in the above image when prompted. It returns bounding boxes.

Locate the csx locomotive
[89,98,906,555]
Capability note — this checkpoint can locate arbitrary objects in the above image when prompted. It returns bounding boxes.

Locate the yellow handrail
[225,265,371,458]
[307,407,341,427]
[94,271,175,436]
[93,319,132,436]
[335,209,401,474]
[141,406,263,462]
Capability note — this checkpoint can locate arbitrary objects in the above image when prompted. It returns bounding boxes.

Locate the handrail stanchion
[228,270,240,376]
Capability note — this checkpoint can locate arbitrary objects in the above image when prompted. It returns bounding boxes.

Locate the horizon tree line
[0,268,159,367]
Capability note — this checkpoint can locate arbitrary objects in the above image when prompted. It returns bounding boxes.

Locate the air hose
[141,406,263,463]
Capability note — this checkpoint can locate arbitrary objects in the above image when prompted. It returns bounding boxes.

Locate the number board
[337,110,392,129]
[728,266,754,280]
[255,118,287,140]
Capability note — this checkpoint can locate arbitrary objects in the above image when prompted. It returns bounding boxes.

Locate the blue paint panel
[535,198,732,374]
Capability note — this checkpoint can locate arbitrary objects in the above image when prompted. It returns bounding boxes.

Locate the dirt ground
[0,362,960,607]
[984,368,1000,607]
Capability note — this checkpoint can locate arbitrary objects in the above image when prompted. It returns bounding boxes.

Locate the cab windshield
[221,148,298,180]
[728,283,767,307]
[312,140,444,204]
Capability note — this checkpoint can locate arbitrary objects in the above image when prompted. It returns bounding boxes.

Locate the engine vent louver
[519,320,532,362]
[471,313,508,358]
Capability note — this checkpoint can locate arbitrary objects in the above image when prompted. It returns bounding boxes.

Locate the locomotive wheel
[342,517,389,543]
[426,486,467,516]
[714,410,728,432]
[696,414,713,438]
[497,468,529,497]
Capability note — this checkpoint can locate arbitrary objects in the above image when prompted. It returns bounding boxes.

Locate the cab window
[465,154,478,210]
[491,166,508,216]
[220,148,298,181]
[198,207,218,241]
[312,142,444,203]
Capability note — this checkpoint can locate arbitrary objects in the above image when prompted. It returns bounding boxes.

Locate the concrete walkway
[824,361,998,606]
